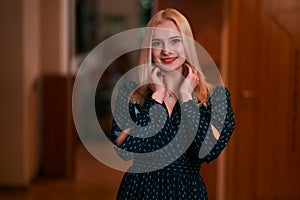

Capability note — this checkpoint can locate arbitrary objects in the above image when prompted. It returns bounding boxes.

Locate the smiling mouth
[162,57,177,64]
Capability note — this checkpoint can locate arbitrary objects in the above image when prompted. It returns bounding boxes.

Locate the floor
[0,144,125,200]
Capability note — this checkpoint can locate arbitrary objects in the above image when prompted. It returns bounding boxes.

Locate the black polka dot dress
[110,81,236,200]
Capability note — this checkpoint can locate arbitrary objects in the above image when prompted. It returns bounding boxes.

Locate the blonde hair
[131,8,210,104]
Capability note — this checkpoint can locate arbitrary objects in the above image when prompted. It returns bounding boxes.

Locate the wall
[225,0,300,199]
[0,0,25,186]
[0,0,66,186]
[40,0,64,74]
[23,0,40,185]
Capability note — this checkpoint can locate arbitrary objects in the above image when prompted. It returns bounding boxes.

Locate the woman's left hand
[179,63,199,102]
[116,128,130,146]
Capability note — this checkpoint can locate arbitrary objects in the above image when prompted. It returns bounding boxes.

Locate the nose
[162,44,172,55]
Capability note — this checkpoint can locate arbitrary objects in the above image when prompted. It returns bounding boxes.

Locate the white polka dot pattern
[109,81,236,199]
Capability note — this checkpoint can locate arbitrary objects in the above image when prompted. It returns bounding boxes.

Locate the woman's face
[151,20,186,73]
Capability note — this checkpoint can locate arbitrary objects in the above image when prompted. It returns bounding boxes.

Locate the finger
[184,60,191,67]
[152,65,161,73]
[186,64,197,75]
[185,61,199,74]
[185,65,194,78]
[154,67,165,77]
[184,62,195,72]
[150,67,159,77]
[157,70,162,77]
[151,65,157,73]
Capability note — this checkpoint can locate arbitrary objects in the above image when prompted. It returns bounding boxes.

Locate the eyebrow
[169,36,181,39]
[152,36,181,41]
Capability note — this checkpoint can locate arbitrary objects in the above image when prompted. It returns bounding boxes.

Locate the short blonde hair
[131,8,209,104]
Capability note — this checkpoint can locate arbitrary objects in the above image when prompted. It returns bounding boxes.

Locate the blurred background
[0,0,299,200]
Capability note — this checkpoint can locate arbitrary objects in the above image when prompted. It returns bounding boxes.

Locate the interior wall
[40,0,65,75]
[0,0,26,186]
[0,0,65,186]
[225,0,300,199]
[100,0,139,31]
[23,0,40,184]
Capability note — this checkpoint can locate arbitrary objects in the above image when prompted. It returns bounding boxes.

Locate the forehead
[152,20,181,39]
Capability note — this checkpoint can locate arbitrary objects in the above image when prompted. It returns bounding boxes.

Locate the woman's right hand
[150,65,166,103]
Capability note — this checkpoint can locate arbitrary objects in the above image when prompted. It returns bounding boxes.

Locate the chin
[159,63,182,72]
[160,66,176,72]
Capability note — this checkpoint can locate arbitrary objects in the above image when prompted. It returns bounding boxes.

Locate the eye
[152,40,163,48]
[170,38,181,45]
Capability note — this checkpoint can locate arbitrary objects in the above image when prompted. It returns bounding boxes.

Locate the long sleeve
[110,81,176,160]
[201,86,236,163]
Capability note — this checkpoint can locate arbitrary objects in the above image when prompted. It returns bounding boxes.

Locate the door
[226,0,300,199]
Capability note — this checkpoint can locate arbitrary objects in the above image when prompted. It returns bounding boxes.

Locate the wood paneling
[40,75,77,178]
[226,0,300,199]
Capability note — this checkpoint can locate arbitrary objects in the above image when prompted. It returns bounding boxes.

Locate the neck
[163,67,183,95]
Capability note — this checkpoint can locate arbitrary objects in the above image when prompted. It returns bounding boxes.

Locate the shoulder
[115,80,139,103]
[118,80,138,93]
[209,86,232,102]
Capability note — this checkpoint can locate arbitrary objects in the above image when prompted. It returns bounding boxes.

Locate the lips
[162,57,177,64]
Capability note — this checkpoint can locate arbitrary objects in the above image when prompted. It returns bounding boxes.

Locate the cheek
[177,57,186,66]
[179,51,186,60]
[180,49,186,59]
[176,47,186,65]
[175,45,186,59]
[152,49,161,61]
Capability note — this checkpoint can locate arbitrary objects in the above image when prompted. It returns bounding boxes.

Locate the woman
[110,8,235,199]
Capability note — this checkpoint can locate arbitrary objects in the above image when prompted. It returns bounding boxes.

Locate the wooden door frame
[222,0,261,199]
[218,0,232,199]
